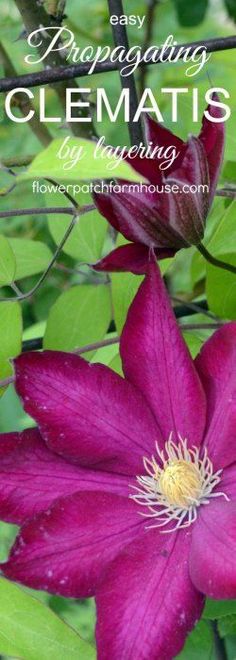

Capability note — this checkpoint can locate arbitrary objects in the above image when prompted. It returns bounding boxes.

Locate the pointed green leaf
[8,238,52,280]
[204,598,236,620]
[48,208,108,262]
[206,253,236,319]
[172,0,208,26]
[44,284,112,357]
[176,621,213,659]
[0,578,95,660]
[0,302,22,393]
[17,138,146,184]
[0,235,16,287]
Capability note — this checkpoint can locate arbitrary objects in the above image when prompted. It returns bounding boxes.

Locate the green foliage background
[0,0,236,657]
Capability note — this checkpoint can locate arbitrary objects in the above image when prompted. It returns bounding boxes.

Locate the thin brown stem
[171,296,217,320]
[108,0,144,145]
[139,0,159,95]
[0,207,75,219]
[74,336,119,355]
[0,42,52,146]
[1,35,236,92]
[0,204,95,219]
[198,243,236,274]
[13,0,97,138]
[0,375,15,389]
[180,322,224,331]
[216,188,236,198]
[0,214,78,302]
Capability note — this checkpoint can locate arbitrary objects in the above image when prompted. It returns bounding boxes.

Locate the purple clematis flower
[93,96,225,273]
[0,262,236,659]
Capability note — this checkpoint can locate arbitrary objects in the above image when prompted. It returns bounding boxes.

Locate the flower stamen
[130,433,229,533]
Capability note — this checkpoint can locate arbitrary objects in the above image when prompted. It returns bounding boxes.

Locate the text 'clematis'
[93,95,225,273]
[0,262,236,659]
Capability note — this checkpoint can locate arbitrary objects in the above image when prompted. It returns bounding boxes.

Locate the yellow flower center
[130,433,229,533]
[158,460,202,508]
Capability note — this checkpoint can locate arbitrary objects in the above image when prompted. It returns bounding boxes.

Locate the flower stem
[210,622,228,660]
[198,243,236,275]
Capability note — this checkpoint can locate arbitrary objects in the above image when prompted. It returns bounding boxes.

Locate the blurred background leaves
[0,0,236,657]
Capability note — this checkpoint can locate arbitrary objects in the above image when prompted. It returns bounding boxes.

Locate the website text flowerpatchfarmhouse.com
[32,181,209,196]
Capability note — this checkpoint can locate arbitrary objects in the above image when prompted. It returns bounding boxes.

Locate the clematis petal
[165,138,210,245]
[220,463,236,500]
[92,243,175,275]
[14,351,159,474]
[190,500,236,599]
[96,529,204,660]
[93,192,121,234]
[93,243,150,275]
[125,154,163,185]
[195,322,236,469]
[94,189,186,250]
[0,428,130,525]
[144,114,185,174]
[1,492,144,598]
[198,93,225,204]
[120,261,206,447]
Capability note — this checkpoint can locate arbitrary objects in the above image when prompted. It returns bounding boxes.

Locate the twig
[108,0,144,146]
[198,243,236,274]
[1,35,236,92]
[45,177,80,208]
[0,207,76,219]
[180,322,223,331]
[0,214,78,302]
[13,0,96,138]
[0,42,52,146]
[74,336,119,355]
[171,296,217,320]
[0,204,95,220]
[216,188,236,198]
[139,0,159,95]
[0,376,15,389]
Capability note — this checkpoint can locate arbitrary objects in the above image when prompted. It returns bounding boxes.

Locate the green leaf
[0,522,18,563]
[8,238,52,280]
[48,208,108,262]
[111,243,171,333]
[218,614,236,637]
[205,199,236,257]
[17,138,146,184]
[176,620,213,659]
[224,0,236,22]
[0,235,16,287]
[206,253,236,319]
[112,271,144,334]
[223,160,236,183]
[48,596,95,643]
[183,332,204,358]
[204,598,236,620]
[23,321,46,341]
[0,302,22,392]
[109,353,123,376]
[44,284,112,356]
[181,314,215,358]
[191,198,227,286]
[172,0,208,26]
[0,577,95,660]
[91,332,119,365]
